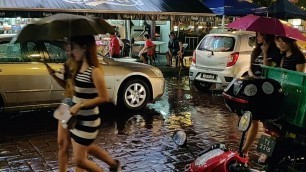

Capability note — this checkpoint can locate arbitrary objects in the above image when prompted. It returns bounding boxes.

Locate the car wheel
[193,81,212,91]
[119,79,150,110]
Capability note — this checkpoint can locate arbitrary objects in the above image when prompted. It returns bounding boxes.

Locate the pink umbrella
[228,15,306,41]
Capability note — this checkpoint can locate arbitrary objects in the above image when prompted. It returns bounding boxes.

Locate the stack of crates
[262,66,306,129]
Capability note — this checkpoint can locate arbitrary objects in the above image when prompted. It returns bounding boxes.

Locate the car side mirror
[172,130,187,147]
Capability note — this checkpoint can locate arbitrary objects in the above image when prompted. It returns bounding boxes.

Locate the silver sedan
[0,38,164,113]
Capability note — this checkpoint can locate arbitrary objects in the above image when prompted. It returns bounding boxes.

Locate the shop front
[0,0,215,55]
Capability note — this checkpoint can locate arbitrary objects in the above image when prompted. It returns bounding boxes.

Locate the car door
[99,58,115,101]
[43,42,67,104]
[0,41,52,110]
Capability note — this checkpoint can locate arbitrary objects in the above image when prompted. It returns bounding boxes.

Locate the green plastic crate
[262,66,306,128]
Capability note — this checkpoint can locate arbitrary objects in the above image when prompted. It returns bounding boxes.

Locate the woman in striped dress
[68,35,118,172]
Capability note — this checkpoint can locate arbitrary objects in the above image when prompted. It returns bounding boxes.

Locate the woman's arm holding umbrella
[46,63,66,88]
[261,42,270,66]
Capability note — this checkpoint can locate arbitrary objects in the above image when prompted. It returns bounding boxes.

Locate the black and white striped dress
[70,66,100,146]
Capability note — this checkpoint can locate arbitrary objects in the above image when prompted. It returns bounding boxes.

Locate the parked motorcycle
[173,66,306,171]
[222,66,306,172]
[173,111,255,172]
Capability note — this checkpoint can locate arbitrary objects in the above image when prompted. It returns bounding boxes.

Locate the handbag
[53,103,77,129]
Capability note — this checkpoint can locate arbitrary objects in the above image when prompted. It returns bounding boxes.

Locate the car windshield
[198,36,235,52]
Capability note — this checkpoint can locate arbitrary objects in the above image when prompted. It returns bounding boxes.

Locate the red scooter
[173,111,255,172]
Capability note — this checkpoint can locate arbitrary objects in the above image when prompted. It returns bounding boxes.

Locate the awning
[0,0,215,21]
[268,0,306,20]
[203,0,265,16]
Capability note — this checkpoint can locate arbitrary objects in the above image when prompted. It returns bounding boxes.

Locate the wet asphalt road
[0,74,263,172]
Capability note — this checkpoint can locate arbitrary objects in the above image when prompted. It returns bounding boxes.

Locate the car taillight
[192,50,196,64]
[227,52,239,67]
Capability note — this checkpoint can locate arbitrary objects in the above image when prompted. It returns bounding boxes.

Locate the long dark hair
[275,36,304,57]
[251,33,276,64]
[70,35,99,68]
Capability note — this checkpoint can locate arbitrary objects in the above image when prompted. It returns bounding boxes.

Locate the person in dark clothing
[243,33,282,158]
[249,33,282,76]
[275,36,306,72]
[166,31,183,66]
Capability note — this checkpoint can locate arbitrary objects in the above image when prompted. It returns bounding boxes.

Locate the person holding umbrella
[64,35,122,172]
[243,32,282,157]
[47,40,121,172]
[275,36,306,72]
[227,15,306,159]
[26,13,121,172]
[248,33,282,76]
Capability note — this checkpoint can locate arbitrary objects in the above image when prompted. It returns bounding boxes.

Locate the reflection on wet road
[0,76,261,171]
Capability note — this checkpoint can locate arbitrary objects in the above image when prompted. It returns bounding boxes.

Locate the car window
[44,42,67,63]
[248,36,256,48]
[0,42,42,63]
[198,36,235,52]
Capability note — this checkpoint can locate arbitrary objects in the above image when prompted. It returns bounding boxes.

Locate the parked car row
[0,35,165,113]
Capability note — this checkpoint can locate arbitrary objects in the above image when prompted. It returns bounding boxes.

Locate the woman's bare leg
[242,120,259,156]
[88,145,118,168]
[58,122,85,172]
[57,121,70,172]
[71,140,104,172]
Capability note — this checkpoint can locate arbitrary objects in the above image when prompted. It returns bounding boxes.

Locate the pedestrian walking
[47,37,121,172]
[243,33,281,158]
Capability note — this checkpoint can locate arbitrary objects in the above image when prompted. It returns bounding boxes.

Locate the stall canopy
[0,0,215,21]
[268,0,306,19]
[203,0,265,16]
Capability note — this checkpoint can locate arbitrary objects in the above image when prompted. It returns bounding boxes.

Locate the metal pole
[221,15,225,29]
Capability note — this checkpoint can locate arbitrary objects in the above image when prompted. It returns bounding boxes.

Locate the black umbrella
[15,13,115,43]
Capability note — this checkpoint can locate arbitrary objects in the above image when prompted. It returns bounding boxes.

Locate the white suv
[189,31,256,91]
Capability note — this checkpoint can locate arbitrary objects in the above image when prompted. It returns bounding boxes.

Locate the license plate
[257,135,276,156]
[201,73,216,80]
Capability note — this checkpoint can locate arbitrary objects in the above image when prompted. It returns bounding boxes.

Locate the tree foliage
[297,1,306,8]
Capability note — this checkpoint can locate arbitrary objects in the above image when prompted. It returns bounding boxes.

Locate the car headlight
[150,67,163,77]
[195,148,225,166]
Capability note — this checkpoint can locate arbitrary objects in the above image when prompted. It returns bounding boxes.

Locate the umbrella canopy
[0,0,214,21]
[15,13,115,43]
[203,0,265,16]
[268,0,306,20]
[228,15,306,41]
